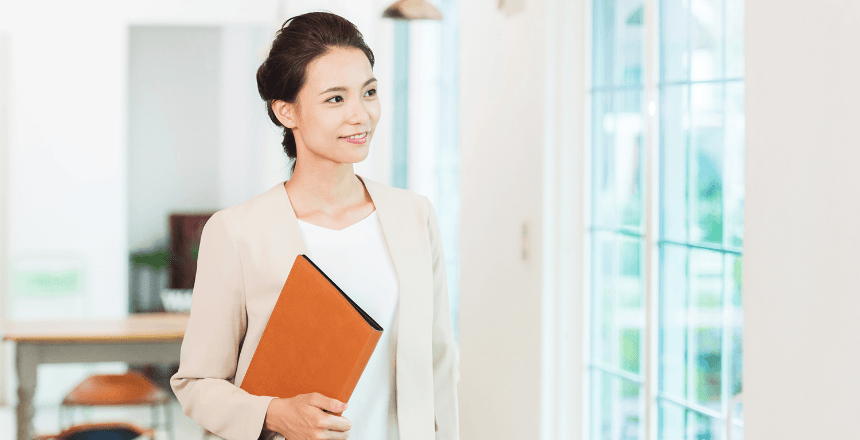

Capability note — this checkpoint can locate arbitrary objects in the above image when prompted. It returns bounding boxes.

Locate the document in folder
[239,254,384,415]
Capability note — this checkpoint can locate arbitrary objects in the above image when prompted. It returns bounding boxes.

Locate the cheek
[307,111,336,137]
[368,102,382,124]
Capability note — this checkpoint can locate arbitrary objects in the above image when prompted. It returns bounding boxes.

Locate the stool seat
[59,371,174,440]
[63,372,169,406]
[34,422,154,440]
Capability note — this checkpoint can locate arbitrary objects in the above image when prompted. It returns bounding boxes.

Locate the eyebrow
[319,77,378,95]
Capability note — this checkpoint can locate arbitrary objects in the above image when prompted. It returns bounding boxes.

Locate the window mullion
[720,0,735,430]
[644,0,661,439]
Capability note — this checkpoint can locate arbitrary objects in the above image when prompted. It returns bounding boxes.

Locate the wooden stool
[35,422,154,440]
[60,372,173,440]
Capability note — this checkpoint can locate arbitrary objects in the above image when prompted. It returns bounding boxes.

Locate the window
[390,0,461,346]
[587,0,744,438]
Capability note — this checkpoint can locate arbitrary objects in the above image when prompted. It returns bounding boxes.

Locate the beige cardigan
[170,174,460,440]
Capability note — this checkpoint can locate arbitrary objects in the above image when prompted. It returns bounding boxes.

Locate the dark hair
[256,11,375,175]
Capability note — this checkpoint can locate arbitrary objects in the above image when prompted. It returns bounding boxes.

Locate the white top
[296,210,401,440]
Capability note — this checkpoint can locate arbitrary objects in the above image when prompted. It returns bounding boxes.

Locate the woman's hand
[264,392,352,439]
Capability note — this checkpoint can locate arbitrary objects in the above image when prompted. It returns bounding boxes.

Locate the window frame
[581,0,745,438]
[389,0,461,349]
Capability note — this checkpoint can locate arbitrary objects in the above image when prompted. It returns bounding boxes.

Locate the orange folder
[239,254,384,416]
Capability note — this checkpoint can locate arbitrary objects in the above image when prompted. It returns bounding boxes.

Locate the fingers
[308,392,351,433]
[323,414,352,432]
[311,392,348,413]
[327,429,351,440]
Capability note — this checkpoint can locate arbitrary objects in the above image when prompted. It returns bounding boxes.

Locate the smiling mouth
[340,131,369,140]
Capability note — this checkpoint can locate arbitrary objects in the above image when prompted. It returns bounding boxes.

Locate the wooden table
[2,313,189,440]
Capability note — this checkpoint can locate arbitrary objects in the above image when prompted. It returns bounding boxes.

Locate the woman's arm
[426,198,461,439]
[170,210,275,440]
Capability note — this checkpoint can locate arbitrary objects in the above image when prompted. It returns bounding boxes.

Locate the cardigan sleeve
[426,198,461,439]
[170,210,276,440]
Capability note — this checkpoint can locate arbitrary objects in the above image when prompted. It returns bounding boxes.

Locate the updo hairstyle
[256,12,376,175]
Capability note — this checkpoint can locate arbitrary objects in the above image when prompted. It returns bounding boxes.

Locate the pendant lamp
[382,0,443,20]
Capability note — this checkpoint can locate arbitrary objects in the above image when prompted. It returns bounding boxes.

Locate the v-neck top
[296,209,401,440]
[296,209,378,233]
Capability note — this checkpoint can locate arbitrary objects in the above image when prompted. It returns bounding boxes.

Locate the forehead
[304,47,374,91]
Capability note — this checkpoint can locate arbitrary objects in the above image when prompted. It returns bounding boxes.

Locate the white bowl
[160,288,193,313]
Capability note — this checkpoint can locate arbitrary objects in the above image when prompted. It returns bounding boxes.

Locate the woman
[170,11,460,440]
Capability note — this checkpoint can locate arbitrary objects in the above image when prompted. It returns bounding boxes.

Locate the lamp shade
[382,0,443,20]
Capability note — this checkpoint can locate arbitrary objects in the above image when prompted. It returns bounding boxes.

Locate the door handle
[435,414,438,432]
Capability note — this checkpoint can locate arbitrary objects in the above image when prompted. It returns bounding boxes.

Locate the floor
[0,397,222,440]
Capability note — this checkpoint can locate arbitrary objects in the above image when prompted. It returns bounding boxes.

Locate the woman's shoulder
[359,175,441,230]
[202,181,291,236]
[359,174,431,212]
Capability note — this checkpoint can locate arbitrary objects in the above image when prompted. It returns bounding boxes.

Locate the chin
[352,150,371,164]
[346,143,371,162]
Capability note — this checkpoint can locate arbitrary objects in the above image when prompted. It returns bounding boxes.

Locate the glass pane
[592,232,645,374]
[592,232,616,367]
[617,0,646,86]
[729,400,744,440]
[660,84,690,242]
[593,0,615,87]
[591,368,643,440]
[619,237,644,375]
[593,91,617,227]
[593,0,646,87]
[690,411,722,440]
[726,253,743,398]
[659,243,687,398]
[725,0,744,77]
[616,90,645,229]
[690,83,724,245]
[690,0,724,81]
[658,400,687,440]
[690,248,723,408]
[724,82,744,248]
[593,91,645,230]
[660,0,690,82]
[659,402,724,440]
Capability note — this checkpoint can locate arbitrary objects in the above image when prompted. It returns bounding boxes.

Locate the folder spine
[339,332,379,402]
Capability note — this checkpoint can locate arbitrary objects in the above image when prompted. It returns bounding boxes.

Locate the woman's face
[284,46,380,167]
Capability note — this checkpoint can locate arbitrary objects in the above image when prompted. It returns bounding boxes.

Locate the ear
[271,100,298,129]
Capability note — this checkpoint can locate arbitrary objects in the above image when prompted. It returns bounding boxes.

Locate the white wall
[457,0,584,439]
[744,1,860,438]
[127,25,281,255]
[4,5,129,321]
[218,25,287,209]
[127,26,223,252]
[0,32,10,407]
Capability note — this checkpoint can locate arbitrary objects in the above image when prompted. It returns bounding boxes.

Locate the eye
[365,88,377,97]
[326,95,344,103]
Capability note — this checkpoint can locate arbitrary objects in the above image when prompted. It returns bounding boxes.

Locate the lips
[340,131,369,140]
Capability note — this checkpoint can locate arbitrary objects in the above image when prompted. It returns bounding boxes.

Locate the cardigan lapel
[359,175,432,440]
[273,181,308,260]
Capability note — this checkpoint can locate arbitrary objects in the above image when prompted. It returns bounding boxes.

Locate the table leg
[15,344,37,440]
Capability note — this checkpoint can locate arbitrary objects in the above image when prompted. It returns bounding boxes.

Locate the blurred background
[1,0,859,439]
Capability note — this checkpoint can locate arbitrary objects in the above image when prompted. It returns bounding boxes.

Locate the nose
[345,98,371,126]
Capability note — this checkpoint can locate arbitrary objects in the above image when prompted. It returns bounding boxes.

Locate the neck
[284,160,364,213]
